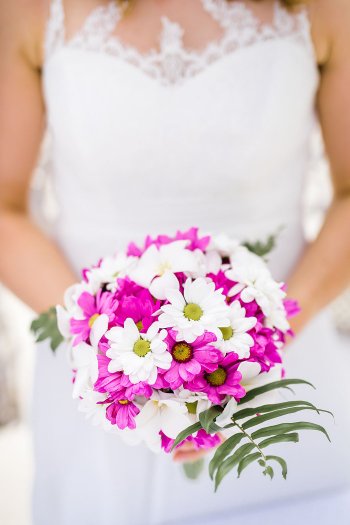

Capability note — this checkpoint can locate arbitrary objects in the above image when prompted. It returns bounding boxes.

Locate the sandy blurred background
[0,131,349,524]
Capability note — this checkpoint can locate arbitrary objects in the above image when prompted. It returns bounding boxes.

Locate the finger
[173,448,208,463]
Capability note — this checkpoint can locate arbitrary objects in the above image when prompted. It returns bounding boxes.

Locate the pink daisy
[126,227,211,257]
[114,291,160,332]
[95,354,152,400]
[70,290,118,347]
[105,395,140,430]
[160,429,221,453]
[163,331,221,390]
[173,227,211,252]
[114,277,146,300]
[187,353,245,404]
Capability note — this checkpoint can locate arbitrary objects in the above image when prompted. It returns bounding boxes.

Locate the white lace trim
[45,0,314,86]
[45,0,65,58]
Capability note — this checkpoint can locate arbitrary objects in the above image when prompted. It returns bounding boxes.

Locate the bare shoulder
[308,0,350,65]
[0,0,51,68]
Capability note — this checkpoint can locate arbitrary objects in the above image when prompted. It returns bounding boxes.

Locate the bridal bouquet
[32,228,330,489]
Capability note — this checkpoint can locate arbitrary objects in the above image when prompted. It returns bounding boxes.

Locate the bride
[0,0,350,524]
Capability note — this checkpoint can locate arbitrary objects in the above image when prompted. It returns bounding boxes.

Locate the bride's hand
[172,441,211,463]
[172,434,224,463]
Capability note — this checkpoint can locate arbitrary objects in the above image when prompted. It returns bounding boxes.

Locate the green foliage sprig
[173,379,332,490]
[30,307,63,352]
[243,231,281,258]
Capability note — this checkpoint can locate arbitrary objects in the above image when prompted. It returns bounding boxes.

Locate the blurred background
[0,129,349,525]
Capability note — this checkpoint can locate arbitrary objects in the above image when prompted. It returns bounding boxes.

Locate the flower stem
[232,420,268,465]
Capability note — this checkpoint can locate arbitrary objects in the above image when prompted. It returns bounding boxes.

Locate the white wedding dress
[32,1,350,524]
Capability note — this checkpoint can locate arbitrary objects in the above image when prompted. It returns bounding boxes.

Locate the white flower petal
[72,369,89,399]
[164,288,186,310]
[238,361,262,383]
[137,400,159,428]
[90,313,109,347]
[160,406,192,439]
[56,305,71,339]
[216,398,238,428]
[105,326,123,343]
[72,342,96,369]
[149,271,180,300]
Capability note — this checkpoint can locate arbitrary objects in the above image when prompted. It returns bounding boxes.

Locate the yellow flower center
[186,401,198,415]
[88,313,100,328]
[133,339,151,357]
[172,342,193,363]
[157,261,172,276]
[220,326,234,341]
[206,367,227,387]
[118,399,129,405]
[183,303,203,321]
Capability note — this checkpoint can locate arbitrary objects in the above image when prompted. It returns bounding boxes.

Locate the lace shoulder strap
[45,0,65,59]
[68,2,121,51]
[203,0,314,52]
[273,1,316,55]
[44,0,121,60]
[202,0,242,28]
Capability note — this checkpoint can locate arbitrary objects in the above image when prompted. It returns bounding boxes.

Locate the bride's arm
[0,1,77,313]
[287,0,350,333]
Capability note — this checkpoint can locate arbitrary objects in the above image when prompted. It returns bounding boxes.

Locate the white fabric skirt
[32,308,350,525]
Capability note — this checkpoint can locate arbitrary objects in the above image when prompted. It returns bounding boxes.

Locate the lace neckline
[45,0,314,86]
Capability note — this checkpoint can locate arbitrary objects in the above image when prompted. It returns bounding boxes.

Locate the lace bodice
[42,0,319,283]
[45,0,314,86]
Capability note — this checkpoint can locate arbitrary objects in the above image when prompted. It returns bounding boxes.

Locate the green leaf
[237,452,261,477]
[51,332,64,351]
[172,422,202,450]
[252,422,331,442]
[199,405,222,433]
[232,400,321,422]
[243,232,279,258]
[239,379,315,405]
[182,458,205,480]
[263,465,274,479]
[30,307,64,353]
[209,432,246,479]
[215,443,255,490]
[266,455,288,479]
[259,433,300,449]
[242,405,332,431]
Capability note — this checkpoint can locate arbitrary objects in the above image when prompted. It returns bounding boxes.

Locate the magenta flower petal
[164,331,220,389]
[106,398,140,430]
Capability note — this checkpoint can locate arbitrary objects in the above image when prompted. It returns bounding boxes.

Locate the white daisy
[78,388,116,432]
[136,392,193,452]
[86,253,137,293]
[56,282,92,340]
[214,301,257,358]
[207,233,240,258]
[174,387,212,420]
[190,248,222,278]
[79,389,144,443]
[56,304,72,340]
[70,342,98,399]
[265,306,290,332]
[216,398,239,428]
[129,241,199,299]
[226,247,288,331]
[239,362,284,406]
[158,277,230,343]
[106,319,171,385]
